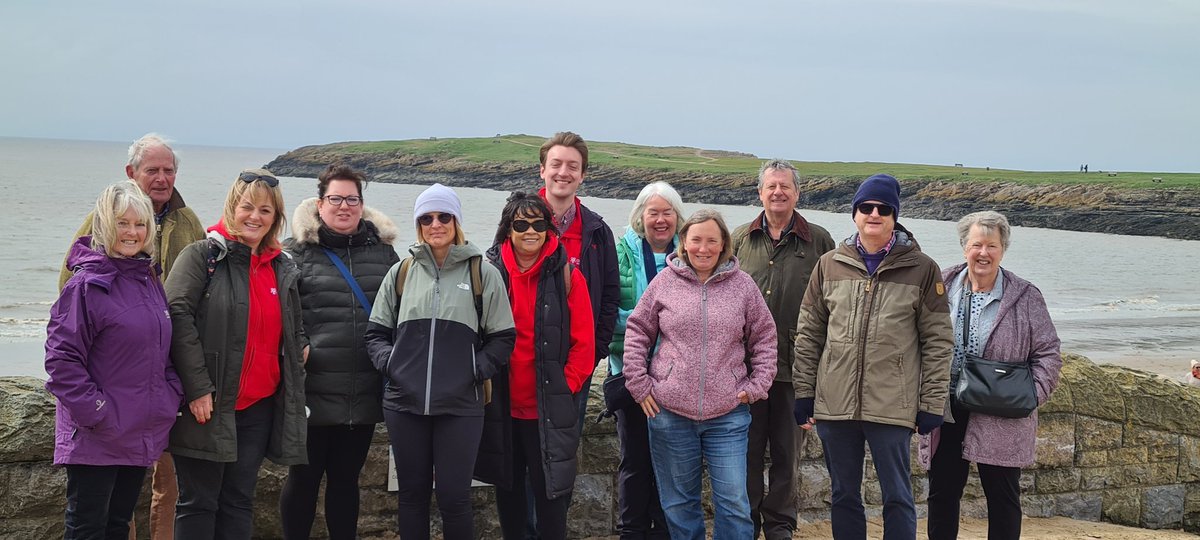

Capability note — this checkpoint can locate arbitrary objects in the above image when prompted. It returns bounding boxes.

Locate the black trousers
[174,398,273,540]
[496,418,570,540]
[927,401,1023,540]
[64,464,147,540]
[747,380,800,540]
[279,423,376,540]
[614,401,669,539]
[384,410,484,540]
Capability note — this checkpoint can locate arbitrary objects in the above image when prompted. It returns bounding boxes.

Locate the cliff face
[266,147,1200,240]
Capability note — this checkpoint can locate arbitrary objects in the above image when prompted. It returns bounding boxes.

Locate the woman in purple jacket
[46,181,184,539]
[622,209,777,540]
[918,210,1062,540]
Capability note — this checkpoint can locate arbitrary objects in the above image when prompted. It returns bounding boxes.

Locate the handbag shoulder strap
[322,248,372,314]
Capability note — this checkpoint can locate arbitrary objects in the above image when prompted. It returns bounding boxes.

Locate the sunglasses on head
[511,219,550,233]
[856,202,895,217]
[417,213,454,226]
[238,171,279,187]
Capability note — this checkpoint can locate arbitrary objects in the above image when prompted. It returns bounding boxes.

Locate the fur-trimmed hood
[290,197,399,245]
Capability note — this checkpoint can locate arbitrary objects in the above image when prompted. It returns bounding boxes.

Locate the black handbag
[953,292,1038,419]
[602,371,636,414]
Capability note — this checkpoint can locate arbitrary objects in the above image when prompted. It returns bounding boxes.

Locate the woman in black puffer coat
[279,164,401,540]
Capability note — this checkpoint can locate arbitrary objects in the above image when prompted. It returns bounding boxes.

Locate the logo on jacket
[457,282,470,291]
[271,287,278,296]
[95,399,106,411]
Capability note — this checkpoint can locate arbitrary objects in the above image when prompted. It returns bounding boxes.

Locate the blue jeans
[814,420,916,540]
[647,405,752,540]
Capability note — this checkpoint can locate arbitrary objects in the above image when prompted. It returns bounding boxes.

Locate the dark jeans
[927,401,1022,540]
[814,420,915,540]
[747,381,800,540]
[279,423,376,540]
[614,402,669,539]
[173,398,273,540]
[64,464,147,540]
[496,418,570,540]
[384,410,484,540]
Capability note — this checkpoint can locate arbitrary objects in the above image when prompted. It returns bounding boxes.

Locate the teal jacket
[608,229,675,375]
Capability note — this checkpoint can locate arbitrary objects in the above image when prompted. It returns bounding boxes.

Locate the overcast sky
[2,0,1197,172]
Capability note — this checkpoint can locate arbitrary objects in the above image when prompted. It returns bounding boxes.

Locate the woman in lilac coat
[918,211,1062,540]
[46,182,184,539]
[622,209,777,540]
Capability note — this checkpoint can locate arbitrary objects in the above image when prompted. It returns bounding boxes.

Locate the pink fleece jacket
[622,254,777,421]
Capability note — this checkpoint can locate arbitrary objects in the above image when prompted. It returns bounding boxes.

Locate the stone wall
[3,353,1199,539]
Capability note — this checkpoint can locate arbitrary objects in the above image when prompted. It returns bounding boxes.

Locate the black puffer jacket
[286,198,401,426]
[474,243,581,500]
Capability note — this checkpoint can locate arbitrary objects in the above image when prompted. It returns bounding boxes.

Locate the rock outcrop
[5,354,1200,538]
[264,147,1200,241]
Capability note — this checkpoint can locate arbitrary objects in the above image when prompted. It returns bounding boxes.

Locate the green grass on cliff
[335,135,1200,189]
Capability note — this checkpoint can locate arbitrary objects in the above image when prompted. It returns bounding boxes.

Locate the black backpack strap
[469,255,484,327]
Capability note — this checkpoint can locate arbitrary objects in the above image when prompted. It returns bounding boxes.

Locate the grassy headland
[266,135,1200,239]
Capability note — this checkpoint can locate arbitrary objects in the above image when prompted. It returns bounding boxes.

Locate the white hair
[629,181,686,237]
[127,133,179,170]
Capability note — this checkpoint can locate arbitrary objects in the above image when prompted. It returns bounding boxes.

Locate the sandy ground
[793,516,1200,539]
[1082,353,1196,381]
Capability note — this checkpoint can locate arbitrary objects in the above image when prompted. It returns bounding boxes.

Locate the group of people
[45,130,1063,540]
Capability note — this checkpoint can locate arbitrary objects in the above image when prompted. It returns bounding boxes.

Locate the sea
[2,137,1197,379]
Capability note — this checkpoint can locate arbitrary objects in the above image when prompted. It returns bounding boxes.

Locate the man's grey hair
[127,133,179,170]
[956,210,1011,250]
[629,181,686,237]
[757,159,800,191]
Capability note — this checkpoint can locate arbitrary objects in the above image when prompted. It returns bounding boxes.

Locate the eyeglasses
[856,202,895,217]
[323,195,362,207]
[239,171,279,187]
[511,219,550,233]
[417,213,454,226]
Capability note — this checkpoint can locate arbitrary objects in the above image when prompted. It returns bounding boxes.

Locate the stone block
[566,474,614,539]
[1076,450,1107,467]
[1122,463,1155,486]
[1019,470,1036,494]
[0,517,63,540]
[1142,484,1186,529]
[1055,492,1102,521]
[578,432,619,475]
[797,461,830,510]
[1179,436,1200,482]
[1081,467,1123,491]
[1034,414,1075,468]
[1039,377,1073,414]
[1021,494,1056,518]
[0,377,56,463]
[1061,356,1126,421]
[1035,467,1080,494]
[1149,442,1181,463]
[1107,446,1148,465]
[801,428,824,460]
[1075,416,1123,451]
[1103,488,1142,526]
[0,462,65,519]
[1148,461,1180,485]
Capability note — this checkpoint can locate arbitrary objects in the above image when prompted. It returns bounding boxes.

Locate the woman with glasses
[365,183,515,540]
[46,182,183,539]
[278,164,401,539]
[473,191,595,540]
[165,168,309,539]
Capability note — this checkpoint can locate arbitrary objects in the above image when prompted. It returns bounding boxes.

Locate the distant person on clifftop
[793,173,954,540]
[731,159,835,540]
[1184,360,1200,387]
[918,210,1062,540]
[57,133,204,540]
[46,182,183,540]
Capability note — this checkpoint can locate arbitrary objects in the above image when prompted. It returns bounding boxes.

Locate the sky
[2,0,1197,172]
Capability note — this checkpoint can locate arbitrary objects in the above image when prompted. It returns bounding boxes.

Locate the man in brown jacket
[732,159,834,540]
[58,133,205,540]
[792,174,953,540]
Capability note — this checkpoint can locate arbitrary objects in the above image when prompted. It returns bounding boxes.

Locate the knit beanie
[851,174,901,219]
[413,183,463,225]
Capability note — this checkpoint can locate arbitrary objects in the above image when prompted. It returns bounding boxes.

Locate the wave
[0,317,49,326]
[0,301,54,309]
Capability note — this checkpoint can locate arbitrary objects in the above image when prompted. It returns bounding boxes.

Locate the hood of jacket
[409,239,486,268]
[66,236,157,288]
[289,197,399,246]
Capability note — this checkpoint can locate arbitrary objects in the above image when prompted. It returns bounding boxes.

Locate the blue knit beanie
[413,183,463,225]
[851,174,901,218]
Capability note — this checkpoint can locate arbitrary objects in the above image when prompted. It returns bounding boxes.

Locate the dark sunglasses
[417,213,454,226]
[511,219,550,233]
[856,202,895,217]
[238,171,279,187]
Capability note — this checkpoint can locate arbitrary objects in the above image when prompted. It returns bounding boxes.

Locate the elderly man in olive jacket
[57,133,204,540]
[793,174,953,540]
[731,159,834,540]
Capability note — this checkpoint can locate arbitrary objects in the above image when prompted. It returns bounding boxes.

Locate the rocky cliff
[265,147,1200,240]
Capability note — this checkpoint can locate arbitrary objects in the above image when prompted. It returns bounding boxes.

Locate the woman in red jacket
[474,192,594,540]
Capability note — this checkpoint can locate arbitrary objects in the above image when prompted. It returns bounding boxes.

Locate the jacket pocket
[650,357,674,383]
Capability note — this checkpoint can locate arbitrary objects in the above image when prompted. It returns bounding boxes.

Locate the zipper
[698,284,708,418]
[346,247,358,425]
[425,263,439,415]
[856,276,875,419]
[472,348,479,401]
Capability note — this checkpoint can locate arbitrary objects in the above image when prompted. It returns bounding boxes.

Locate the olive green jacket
[59,189,205,289]
[792,232,953,429]
[164,235,309,464]
[732,211,835,382]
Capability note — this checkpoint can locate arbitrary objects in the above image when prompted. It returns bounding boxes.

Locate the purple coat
[45,237,183,467]
[918,264,1062,469]
[622,254,777,421]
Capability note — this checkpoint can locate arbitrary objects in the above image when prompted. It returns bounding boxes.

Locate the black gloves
[916,411,944,435]
[793,397,815,425]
